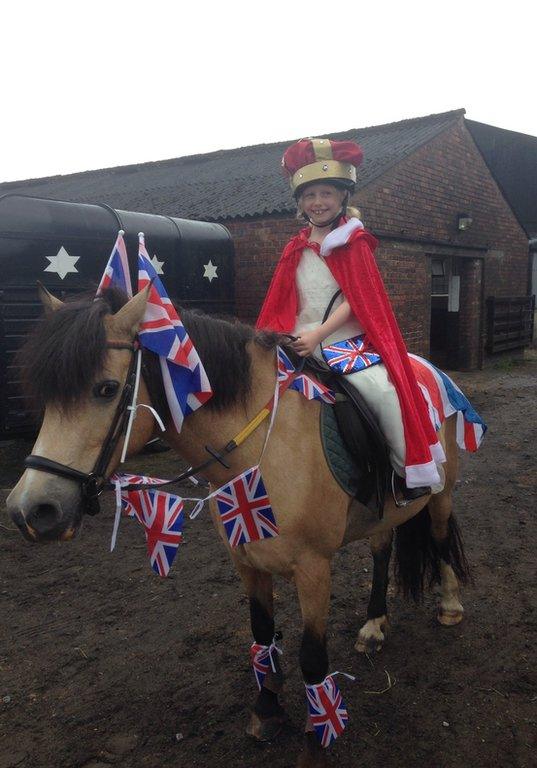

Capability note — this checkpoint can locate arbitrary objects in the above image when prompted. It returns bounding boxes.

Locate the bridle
[24,341,139,516]
[22,335,305,516]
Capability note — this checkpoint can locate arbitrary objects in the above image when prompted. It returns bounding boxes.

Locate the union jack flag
[322,335,381,375]
[292,374,335,404]
[305,675,349,748]
[96,230,133,298]
[215,465,279,548]
[138,233,212,433]
[120,487,185,577]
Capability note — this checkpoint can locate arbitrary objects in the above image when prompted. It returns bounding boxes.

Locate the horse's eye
[93,380,120,399]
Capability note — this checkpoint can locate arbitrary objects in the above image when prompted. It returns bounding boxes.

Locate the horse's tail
[393,505,471,602]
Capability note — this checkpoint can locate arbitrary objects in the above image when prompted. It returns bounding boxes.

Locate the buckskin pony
[7,286,470,768]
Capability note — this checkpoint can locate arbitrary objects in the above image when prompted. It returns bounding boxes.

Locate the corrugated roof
[0,109,465,220]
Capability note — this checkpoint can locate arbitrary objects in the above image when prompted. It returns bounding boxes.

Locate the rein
[23,337,304,511]
[24,341,139,516]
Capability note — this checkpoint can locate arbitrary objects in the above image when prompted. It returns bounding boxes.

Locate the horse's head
[6,285,153,542]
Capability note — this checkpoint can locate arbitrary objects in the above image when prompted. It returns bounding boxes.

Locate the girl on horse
[256,137,445,501]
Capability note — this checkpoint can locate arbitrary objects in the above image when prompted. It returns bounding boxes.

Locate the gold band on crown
[291,160,356,193]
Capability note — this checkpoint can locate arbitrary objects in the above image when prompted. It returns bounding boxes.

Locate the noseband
[24,341,139,516]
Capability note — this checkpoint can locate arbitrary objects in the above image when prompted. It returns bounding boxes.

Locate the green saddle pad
[320,401,361,498]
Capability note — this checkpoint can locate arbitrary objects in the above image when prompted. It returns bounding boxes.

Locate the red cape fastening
[256,224,444,487]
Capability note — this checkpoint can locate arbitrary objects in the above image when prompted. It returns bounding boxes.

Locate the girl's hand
[290,329,322,357]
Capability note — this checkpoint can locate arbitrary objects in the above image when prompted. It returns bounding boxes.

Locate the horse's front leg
[234,562,287,741]
[295,555,333,768]
[355,529,393,654]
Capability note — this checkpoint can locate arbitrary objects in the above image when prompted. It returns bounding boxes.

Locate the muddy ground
[1,354,536,768]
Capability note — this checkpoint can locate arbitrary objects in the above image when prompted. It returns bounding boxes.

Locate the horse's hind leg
[235,563,287,741]
[428,488,469,626]
[355,529,393,654]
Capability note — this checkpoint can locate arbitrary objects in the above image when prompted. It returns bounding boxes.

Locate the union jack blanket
[409,355,486,452]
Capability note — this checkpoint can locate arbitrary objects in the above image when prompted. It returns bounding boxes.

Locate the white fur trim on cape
[405,459,442,488]
[320,218,364,257]
[430,441,446,464]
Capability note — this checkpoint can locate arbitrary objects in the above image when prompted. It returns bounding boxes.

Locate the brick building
[0,109,530,369]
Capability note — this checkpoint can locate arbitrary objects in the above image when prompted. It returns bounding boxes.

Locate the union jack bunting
[215,465,279,548]
[276,347,335,404]
[121,487,185,577]
[110,472,167,517]
[138,233,212,432]
[276,346,295,384]
[305,675,349,748]
[322,335,381,375]
[96,230,133,298]
[292,374,335,404]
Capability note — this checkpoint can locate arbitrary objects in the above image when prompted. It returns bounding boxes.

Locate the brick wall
[224,118,529,368]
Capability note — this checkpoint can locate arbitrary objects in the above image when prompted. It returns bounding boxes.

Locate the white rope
[110,479,123,552]
[120,349,142,464]
[120,350,166,464]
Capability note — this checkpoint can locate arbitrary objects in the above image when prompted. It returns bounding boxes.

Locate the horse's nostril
[26,503,62,536]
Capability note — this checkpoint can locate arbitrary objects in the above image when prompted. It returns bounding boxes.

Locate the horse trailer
[0,194,235,437]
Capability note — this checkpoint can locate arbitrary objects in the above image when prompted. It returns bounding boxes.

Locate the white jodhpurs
[344,364,406,477]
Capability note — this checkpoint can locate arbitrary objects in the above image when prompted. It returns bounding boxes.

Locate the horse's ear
[37,282,64,314]
[110,284,151,337]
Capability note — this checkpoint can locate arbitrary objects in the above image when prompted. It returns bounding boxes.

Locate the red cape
[256,224,444,486]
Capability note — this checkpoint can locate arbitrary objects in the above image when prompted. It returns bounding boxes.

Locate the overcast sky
[1,0,534,184]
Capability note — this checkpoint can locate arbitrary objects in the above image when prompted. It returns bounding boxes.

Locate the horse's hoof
[437,607,464,626]
[246,711,287,742]
[355,616,388,654]
[296,733,329,767]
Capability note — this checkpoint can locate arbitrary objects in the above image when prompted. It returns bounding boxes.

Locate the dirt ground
[1,354,536,768]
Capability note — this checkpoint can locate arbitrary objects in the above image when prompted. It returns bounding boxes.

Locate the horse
[6,286,469,767]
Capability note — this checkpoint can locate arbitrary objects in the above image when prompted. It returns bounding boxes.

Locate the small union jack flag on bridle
[138,233,212,433]
[305,675,349,748]
[322,335,381,375]
[276,347,335,404]
[215,465,279,548]
[120,487,185,577]
[96,230,133,298]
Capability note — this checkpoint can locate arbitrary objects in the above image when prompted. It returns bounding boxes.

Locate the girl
[256,137,445,500]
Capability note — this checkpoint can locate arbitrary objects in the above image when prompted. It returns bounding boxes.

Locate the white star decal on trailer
[203,260,218,282]
[44,246,80,280]
[150,255,165,275]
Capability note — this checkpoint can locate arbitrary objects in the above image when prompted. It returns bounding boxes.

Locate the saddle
[283,347,390,516]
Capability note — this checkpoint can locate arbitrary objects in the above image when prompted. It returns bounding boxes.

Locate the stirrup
[390,471,430,508]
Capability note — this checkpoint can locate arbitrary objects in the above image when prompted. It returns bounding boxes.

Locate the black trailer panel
[0,195,235,436]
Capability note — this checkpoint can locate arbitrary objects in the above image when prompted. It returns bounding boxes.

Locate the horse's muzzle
[6,478,83,543]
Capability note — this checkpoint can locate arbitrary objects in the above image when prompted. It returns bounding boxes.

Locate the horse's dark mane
[18,287,280,415]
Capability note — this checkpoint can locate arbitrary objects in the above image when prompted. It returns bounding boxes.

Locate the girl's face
[299,183,346,227]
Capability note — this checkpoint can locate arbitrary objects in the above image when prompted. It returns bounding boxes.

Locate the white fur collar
[320,218,364,257]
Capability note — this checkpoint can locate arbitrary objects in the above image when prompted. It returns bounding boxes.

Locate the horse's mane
[18,288,279,414]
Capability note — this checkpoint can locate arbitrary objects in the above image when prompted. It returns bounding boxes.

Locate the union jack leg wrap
[250,639,282,691]
[305,675,349,748]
